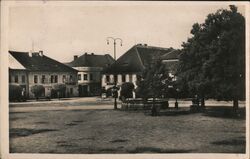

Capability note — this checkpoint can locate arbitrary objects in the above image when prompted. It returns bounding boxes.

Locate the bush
[53,84,66,99]
[9,83,22,101]
[120,82,135,100]
[31,85,45,100]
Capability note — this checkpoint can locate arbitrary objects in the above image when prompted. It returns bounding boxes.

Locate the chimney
[91,53,94,55]
[29,51,32,57]
[144,44,148,46]
[32,52,39,57]
[74,55,78,60]
[85,52,88,55]
[39,50,43,56]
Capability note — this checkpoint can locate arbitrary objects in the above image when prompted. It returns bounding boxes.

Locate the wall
[28,71,78,98]
[9,69,29,96]
[101,73,138,97]
[74,66,103,97]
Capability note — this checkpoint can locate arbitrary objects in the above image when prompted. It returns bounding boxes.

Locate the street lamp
[106,37,122,60]
[175,88,180,109]
[106,37,123,109]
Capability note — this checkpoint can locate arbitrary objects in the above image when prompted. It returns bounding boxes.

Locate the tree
[53,84,66,99]
[9,83,22,101]
[120,82,135,101]
[177,5,245,109]
[136,56,172,115]
[31,85,45,100]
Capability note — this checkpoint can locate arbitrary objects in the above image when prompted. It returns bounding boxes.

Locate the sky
[8,2,245,63]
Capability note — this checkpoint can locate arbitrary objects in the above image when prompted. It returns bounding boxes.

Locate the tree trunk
[201,97,205,107]
[151,97,157,116]
[175,98,178,109]
[233,98,239,109]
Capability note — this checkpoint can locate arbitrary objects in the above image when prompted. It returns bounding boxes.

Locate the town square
[2,1,247,156]
[10,98,245,153]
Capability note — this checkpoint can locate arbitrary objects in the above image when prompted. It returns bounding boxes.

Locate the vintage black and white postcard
[1,1,249,159]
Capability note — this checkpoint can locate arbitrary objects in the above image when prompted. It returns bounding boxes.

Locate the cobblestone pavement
[9,97,246,153]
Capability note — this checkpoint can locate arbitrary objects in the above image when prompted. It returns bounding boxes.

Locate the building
[9,52,29,97]
[102,44,180,97]
[160,49,181,81]
[9,50,79,99]
[66,52,114,97]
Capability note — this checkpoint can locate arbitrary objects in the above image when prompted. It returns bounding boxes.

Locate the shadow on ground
[211,138,246,146]
[142,106,245,119]
[61,147,194,154]
[10,128,58,138]
[203,106,245,119]
[127,147,194,153]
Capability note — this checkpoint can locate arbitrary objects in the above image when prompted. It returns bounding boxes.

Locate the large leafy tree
[53,83,66,99]
[136,56,172,115]
[31,85,45,100]
[9,83,22,101]
[120,82,135,101]
[177,5,245,108]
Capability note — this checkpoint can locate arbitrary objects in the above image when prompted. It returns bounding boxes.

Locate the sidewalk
[9,96,114,105]
[10,97,246,106]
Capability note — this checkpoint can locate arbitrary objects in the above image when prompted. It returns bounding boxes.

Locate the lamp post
[106,37,122,109]
[175,88,180,109]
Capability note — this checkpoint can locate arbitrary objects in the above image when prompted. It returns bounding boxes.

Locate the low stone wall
[121,98,169,110]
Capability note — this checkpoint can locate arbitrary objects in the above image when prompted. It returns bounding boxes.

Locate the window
[70,75,73,82]
[55,75,58,83]
[50,75,54,83]
[129,74,133,82]
[62,75,66,83]
[22,75,25,83]
[90,73,93,81]
[84,74,88,80]
[50,75,58,83]
[106,75,110,83]
[122,75,126,82]
[78,74,81,80]
[15,75,18,83]
[114,75,117,83]
[34,75,38,83]
[41,75,45,84]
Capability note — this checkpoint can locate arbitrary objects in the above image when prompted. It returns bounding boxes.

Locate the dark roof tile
[104,44,176,74]
[66,53,115,68]
[9,51,77,72]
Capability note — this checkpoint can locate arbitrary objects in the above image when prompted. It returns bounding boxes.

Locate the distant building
[102,44,180,97]
[160,49,181,81]
[66,52,114,97]
[9,52,29,96]
[9,51,79,99]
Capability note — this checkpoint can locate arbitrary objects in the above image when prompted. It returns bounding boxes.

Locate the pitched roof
[104,44,176,74]
[66,53,115,68]
[9,53,26,70]
[9,51,77,72]
[160,49,181,60]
